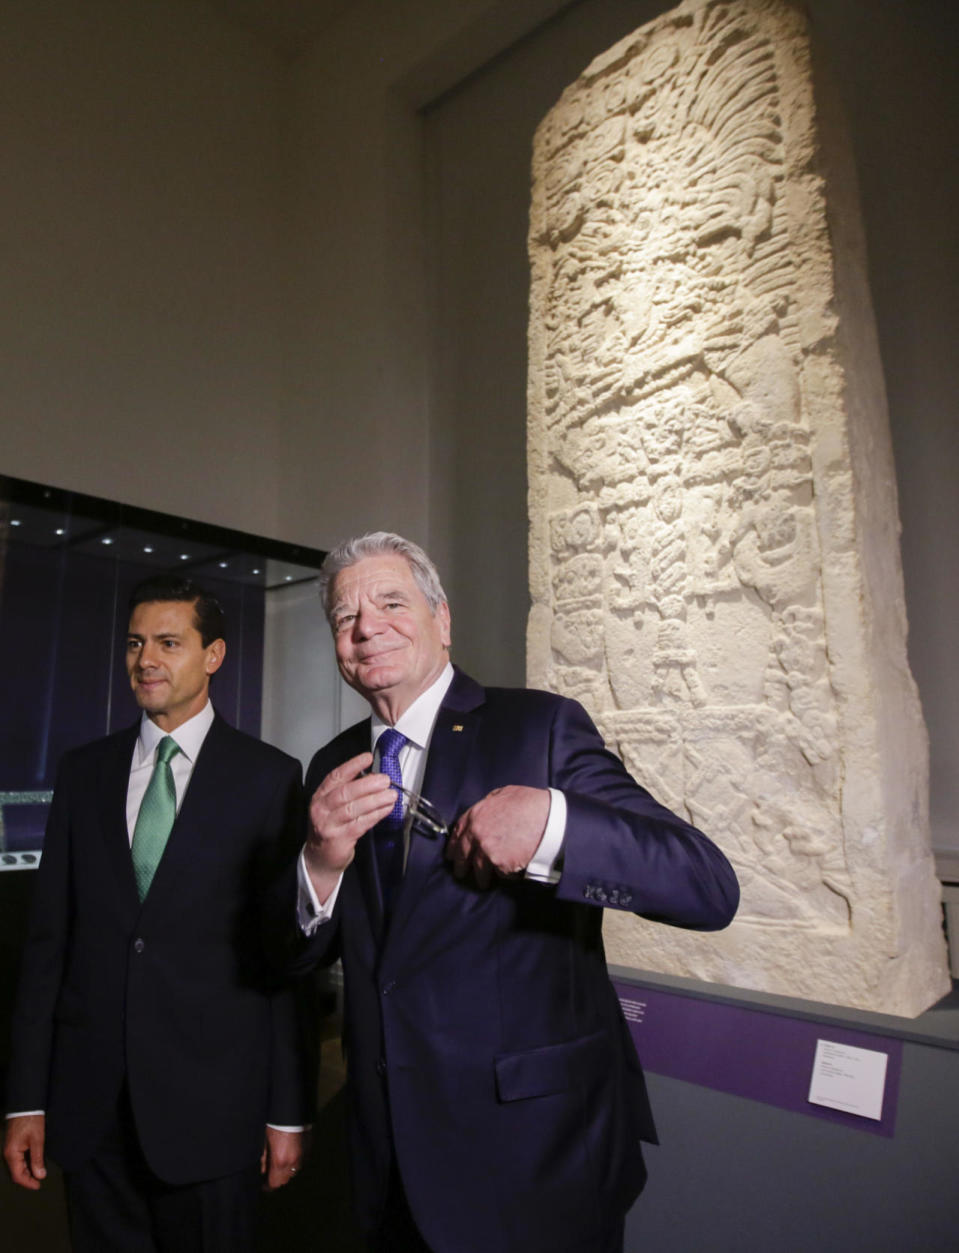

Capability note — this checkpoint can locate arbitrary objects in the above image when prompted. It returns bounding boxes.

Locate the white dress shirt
[296,663,567,934]
[125,701,215,842]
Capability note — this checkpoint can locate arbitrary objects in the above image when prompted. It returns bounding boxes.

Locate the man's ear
[205,638,226,675]
[438,601,452,649]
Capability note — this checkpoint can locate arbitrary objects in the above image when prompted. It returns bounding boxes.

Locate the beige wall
[276,0,572,551]
[0,0,569,542]
[0,0,286,534]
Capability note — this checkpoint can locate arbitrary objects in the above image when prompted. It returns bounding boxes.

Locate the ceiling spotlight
[179,553,189,561]
[252,568,261,576]
[101,537,114,546]
[55,527,66,536]
[219,561,228,569]
[10,519,21,527]
[143,545,154,554]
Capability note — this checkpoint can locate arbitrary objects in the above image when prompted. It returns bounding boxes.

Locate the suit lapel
[385,670,485,942]
[338,720,386,939]
[136,715,229,914]
[100,724,141,919]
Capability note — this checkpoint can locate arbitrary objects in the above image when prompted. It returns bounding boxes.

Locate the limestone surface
[527,0,950,1015]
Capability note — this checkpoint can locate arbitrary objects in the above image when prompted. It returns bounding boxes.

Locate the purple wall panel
[615,978,903,1138]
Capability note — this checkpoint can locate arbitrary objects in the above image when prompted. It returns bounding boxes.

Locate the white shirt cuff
[525,788,566,884]
[296,848,343,935]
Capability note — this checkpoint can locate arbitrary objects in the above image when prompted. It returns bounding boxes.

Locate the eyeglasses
[395,784,449,839]
[361,769,449,839]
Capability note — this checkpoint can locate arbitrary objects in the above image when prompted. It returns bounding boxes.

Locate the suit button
[382,981,396,996]
[376,1058,387,1077]
[133,938,145,954]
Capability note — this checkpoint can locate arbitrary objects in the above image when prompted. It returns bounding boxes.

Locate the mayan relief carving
[527,0,950,1014]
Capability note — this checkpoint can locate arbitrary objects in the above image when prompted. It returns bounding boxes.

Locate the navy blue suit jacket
[299,670,739,1253]
[6,715,309,1185]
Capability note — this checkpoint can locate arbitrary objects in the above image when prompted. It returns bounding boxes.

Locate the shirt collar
[136,700,216,765]
[371,662,455,751]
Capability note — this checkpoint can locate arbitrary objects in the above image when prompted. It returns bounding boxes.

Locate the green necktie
[131,736,181,901]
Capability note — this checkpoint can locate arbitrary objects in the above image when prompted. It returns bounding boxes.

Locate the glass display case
[0,473,344,870]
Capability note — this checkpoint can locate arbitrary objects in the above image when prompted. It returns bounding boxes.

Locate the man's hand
[260,1127,305,1192]
[305,752,396,903]
[3,1114,47,1191]
[446,786,550,889]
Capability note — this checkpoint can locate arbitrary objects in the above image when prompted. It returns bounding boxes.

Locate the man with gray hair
[290,531,738,1253]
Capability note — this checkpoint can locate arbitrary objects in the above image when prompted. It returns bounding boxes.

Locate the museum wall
[0,2,956,1250]
[0,0,287,536]
[275,0,576,551]
[0,0,955,856]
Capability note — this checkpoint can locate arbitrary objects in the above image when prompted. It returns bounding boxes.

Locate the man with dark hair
[289,531,739,1253]
[4,575,310,1252]
[128,574,227,647]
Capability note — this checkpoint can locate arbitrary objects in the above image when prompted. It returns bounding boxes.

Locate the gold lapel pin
[452,724,464,732]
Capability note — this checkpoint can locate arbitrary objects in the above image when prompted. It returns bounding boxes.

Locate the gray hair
[318,532,448,623]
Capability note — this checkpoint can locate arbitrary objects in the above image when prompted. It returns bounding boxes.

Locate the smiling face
[126,600,225,732]
[329,553,451,724]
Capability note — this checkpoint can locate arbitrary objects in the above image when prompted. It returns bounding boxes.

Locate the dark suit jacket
[297,669,739,1253]
[6,714,309,1185]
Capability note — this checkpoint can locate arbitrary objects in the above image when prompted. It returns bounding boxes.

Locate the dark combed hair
[128,574,226,646]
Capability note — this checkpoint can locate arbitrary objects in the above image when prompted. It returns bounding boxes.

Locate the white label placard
[808,1039,888,1120]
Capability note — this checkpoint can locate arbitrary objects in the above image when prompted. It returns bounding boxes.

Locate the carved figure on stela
[528,0,950,1014]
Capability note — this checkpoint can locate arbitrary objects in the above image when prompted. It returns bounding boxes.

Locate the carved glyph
[527,0,950,1015]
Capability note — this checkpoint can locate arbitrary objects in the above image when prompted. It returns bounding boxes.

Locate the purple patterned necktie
[374,728,408,912]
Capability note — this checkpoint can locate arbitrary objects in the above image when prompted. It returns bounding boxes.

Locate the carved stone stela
[527,0,950,1014]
